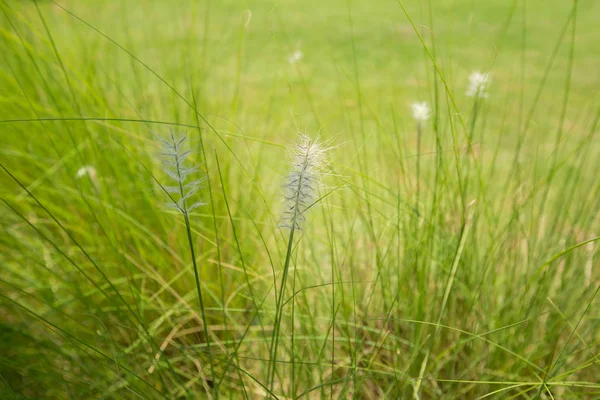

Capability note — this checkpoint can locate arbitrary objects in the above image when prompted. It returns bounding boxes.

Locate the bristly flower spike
[281,134,328,230]
[160,132,205,214]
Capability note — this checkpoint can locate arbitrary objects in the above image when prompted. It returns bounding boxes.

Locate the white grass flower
[288,50,303,65]
[411,102,431,123]
[281,135,328,230]
[159,133,205,214]
[466,70,491,98]
[75,165,96,180]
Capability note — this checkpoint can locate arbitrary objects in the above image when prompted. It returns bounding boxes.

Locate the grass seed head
[411,101,431,123]
[288,50,303,64]
[281,134,328,230]
[159,132,205,214]
[466,70,491,98]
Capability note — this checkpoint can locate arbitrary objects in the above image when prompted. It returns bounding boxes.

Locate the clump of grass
[1,0,599,398]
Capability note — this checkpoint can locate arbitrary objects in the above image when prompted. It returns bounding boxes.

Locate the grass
[1,0,599,398]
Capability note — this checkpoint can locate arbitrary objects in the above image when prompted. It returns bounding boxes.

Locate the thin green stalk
[174,150,217,399]
[267,217,298,394]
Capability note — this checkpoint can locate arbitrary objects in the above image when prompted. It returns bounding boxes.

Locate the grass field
[1,0,599,398]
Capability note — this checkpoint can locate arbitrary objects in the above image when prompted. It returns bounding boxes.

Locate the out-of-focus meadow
[1,0,599,398]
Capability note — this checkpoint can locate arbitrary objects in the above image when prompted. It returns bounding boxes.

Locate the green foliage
[1,0,599,398]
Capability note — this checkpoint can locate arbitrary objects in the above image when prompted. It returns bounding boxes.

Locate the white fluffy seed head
[411,101,431,123]
[466,71,491,98]
[281,134,328,230]
[75,165,96,180]
[288,50,303,65]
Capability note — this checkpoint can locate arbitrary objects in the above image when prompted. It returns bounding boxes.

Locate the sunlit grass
[1,0,599,398]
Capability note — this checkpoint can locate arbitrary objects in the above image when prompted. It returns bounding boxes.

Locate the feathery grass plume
[158,132,217,398]
[268,133,329,391]
[411,101,431,124]
[160,133,205,214]
[281,134,328,230]
[466,70,491,98]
